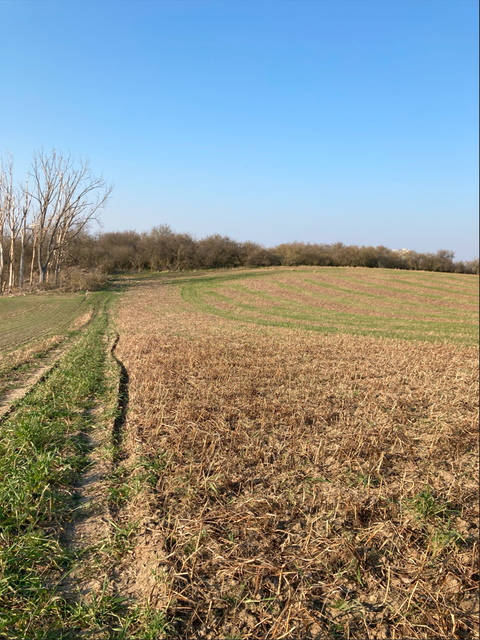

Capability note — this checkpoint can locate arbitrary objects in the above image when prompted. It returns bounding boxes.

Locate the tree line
[66,228,477,276]
[1,150,478,294]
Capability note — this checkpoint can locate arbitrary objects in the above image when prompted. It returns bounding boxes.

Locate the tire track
[110,333,130,455]
[0,309,97,422]
[0,344,69,422]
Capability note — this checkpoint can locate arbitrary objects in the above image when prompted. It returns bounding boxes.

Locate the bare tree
[6,194,22,291]
[29,149,113,285]
[0,163,6,292]
[18,177,32,289]
[0,155,17,292]
[6,192,20,290]
[29,220,37,286]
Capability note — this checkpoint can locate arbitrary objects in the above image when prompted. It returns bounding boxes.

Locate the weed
[407,486,453,521]
[107,520,139,555]
[331,599,358,612]
[431,526,464,556]
[139,451,169,487]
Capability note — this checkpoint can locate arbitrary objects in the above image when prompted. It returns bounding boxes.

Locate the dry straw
[113,278,479,639]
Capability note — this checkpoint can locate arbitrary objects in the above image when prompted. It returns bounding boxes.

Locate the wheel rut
[0,343,71,422]
[60,331,131,598]
[111,333,130,456]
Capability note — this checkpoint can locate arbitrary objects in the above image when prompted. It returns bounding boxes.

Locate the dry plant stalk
[114,281,479,639]
[71,308,94,331]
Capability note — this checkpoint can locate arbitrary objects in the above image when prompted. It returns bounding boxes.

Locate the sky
[0,0,478,259]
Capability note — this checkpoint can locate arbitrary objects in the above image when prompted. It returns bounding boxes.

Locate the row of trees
[0,150,112,292]
[1,150,478,294]
[65,227,478,276]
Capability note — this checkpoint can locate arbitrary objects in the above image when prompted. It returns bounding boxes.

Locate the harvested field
[113,269,479,639]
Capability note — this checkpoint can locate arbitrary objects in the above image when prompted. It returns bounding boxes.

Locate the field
[178,267,478,345]
[0,292,95,399]
[111,268,479,639]
[0,267,478,639]
[0,293,90,354]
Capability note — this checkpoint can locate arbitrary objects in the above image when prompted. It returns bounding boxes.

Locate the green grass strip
[334,273,479,299]
[228,280,475,320]
[0,293,174,639]
[0,304,114,638]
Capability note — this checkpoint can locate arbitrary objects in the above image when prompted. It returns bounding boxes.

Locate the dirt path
[59,406,113,598]
[59,333,129,598]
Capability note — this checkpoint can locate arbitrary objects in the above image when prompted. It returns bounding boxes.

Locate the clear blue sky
[0,0,478,259]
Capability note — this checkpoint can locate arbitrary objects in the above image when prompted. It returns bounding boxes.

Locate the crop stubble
[115,272,479,639]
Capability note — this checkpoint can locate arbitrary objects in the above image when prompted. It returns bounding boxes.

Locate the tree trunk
[19,234,26,289]
[38,245,48,284]
[53,249,61,285]
[30,234,37,285]
[0,242,4,293]
[8,233,15,289]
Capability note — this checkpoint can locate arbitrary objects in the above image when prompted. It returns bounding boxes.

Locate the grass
[176,267,479,345]
[0,292,100,398]
[0,292,92,355]
[0,298,117,638]
[0,334,63,397]
[0,291,175,639]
